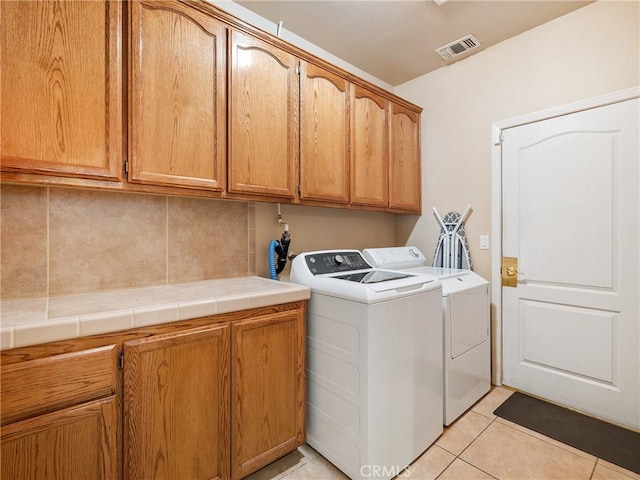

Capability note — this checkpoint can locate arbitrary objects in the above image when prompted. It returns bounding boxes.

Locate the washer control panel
[304,251,371,275]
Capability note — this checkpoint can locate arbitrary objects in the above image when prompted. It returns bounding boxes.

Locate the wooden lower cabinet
[1,396,118,480]
[123,324,230,480]
[1,301,306,480]
[0,344,119,480]
[122,302,306,480]
[231,310,306,479]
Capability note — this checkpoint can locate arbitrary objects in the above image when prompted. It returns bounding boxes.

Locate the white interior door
[501,98,639,429]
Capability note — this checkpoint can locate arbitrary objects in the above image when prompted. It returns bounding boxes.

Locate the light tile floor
[245,387,639,480]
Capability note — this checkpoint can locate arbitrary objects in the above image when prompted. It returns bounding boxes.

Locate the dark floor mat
[493,392,640,474]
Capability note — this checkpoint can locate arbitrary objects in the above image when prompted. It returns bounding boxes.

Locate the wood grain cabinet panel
[123,324,230,480]
[389,102,421,213]
[1,345,118,426]
[1,396,118,480]
[0,0,123,181]
[128,0,227,190]
[0,302,308,480]
[231,310,305,479]
[229,31,299,199]
[299,62,350,204]
[350,86,389,208]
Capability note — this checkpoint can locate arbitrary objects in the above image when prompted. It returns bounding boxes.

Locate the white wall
[254,203,396,278]
[208,0,393,91]
[395,0,640,281]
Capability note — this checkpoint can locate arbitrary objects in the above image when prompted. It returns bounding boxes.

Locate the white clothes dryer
[290,250,443,479]
[363,246,491,426]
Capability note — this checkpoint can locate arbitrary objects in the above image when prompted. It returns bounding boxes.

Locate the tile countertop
[0,276,310,351]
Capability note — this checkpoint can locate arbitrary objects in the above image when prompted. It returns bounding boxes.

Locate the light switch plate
[480,235,489,250]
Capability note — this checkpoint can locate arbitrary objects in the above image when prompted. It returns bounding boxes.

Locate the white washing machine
[290,250,443,480]
[363,246,491,426]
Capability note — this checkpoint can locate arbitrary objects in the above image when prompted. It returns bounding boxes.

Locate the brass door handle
[502,257,518,287]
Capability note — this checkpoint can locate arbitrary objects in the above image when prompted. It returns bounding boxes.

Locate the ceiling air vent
[436,34,481,60]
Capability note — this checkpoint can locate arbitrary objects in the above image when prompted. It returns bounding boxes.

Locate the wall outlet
[480,235,489,250]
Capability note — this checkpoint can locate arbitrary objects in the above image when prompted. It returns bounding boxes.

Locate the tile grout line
[264,447,321,480]
[432,412,497,479]
[247,203,251,275]
[46,186,50,296]
[276,455,318,480]
[588,459,598,480]
[496,388,595,463]
[435,457,500,480]
[461,417,500,479]
[455,414,497,459]
[493,415,599,464]
[45,187,61,337]
[165,196,169,285]
[429,445,456,480]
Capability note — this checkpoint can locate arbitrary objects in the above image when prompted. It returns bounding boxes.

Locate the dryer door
[449,284,489,358]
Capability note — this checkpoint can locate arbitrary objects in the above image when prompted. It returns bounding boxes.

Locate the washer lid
[332,270,413,284]
[289,250,442,304]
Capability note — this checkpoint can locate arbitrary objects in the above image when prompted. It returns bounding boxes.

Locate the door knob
[502,257,518,287]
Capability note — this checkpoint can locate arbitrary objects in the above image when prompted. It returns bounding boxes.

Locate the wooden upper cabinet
[128,0,227,190]
[299,63,350,204]
[123,324,230,480]
[350,86,389,208]
[229,31,298,199]
[0,0,123,181]
[389,102,421,213]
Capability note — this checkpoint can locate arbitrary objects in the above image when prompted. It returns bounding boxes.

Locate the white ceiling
[235,0,593,86]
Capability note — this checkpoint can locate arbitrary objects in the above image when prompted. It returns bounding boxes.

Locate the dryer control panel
[363,246,427,269]
[304,251,371,275]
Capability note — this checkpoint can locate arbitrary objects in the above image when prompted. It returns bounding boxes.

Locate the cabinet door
[124,324,230,480]
[350,86,389,208]
[1,396,117,480]
[0,0,123,181]
[232,309,305,479]
[389,102,421,213]
[229,31,298,199]
[128,0,227,190]
[299,63,350,204]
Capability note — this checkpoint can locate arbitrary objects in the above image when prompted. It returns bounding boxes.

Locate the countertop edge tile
[0,327,14,350]
[13,316,80,349]
[0,297,49,326]
[177,300,218,321]
[134,304,179,327]
[79,310,134,337]
[216,296,251,315]
[0,277,310,350]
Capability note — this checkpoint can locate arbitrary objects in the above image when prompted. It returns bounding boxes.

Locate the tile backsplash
[0,185,254,299]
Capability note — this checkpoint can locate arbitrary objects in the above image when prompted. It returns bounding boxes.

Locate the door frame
[489,86,640,386]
